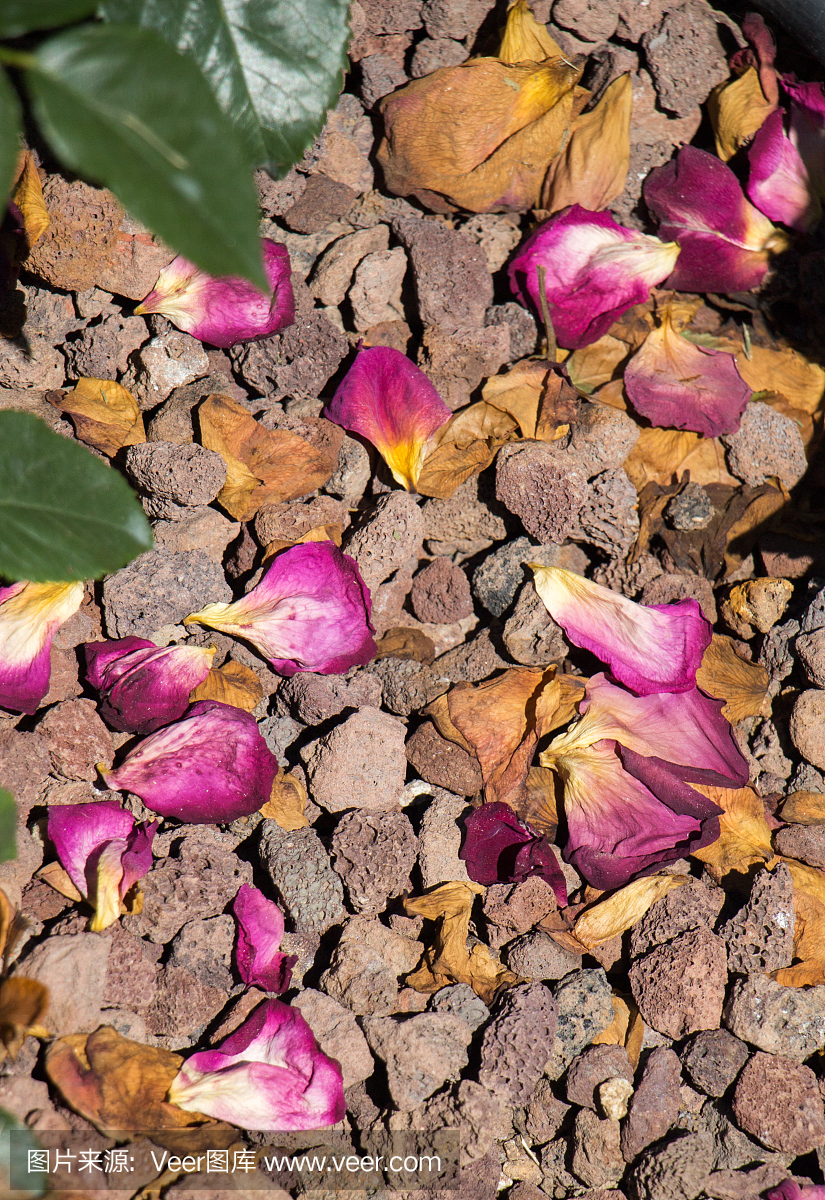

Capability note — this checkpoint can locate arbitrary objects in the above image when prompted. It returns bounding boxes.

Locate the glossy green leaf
[100,0,350,176]
[0,789,15,864]
[0,411,153,582]
[0,0,97,38]
[25,25,266,287]
[0,66,22,203]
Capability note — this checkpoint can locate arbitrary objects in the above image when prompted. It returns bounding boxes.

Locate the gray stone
[259,822,346,936]
[102,549,231,639]
[292,988,374,1088]
[723,973,825,1060]
[545,968,615,1077]
[418,788,472,887]
[20,934,110,1035]
[362,1013,472,1110]
[301,707,408,812]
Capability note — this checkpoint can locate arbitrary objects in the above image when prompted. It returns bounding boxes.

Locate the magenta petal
[168,999,346,1131]
[569,674,749,787]
[508,205,680,349]
[0,581,84,714]
[185,542,376,678]
[785,76,825,197]
[233,883,295,993]
[460,801,568,906]
[84,638,214,734]
[624,317,752,438]
[136,239,295,348]
[324,346,452,491]
[101,700,278,823]
[644,146,779,292]
[748,109,819,232]
[47,800,136,898]
[118,820,158,897]
[532,567,711,695]
[559,741,721,890]
[767,1185,825,1200]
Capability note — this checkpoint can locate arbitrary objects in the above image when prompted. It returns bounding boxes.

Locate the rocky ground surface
[3,0,825,1198]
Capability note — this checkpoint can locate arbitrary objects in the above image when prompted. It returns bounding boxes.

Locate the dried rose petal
[135,239,294,348]
[47,801,157,932]
[460,801,567,906]
[553,739,722,890]
[543,673,749,789]
[100,700,278,823]
[784,76,825,197]
[324,346,452,491]
[767,1183,825,1200]
[624,310,752,437]
[0,581,84,715]
[233,883,295,993]
[748,108,820,232]
[84,637,215,734]
[644,146,786,293]
[167,999,345,1130]
[508,205,680,349]
[531,566,711,695]
[184,541,376,678]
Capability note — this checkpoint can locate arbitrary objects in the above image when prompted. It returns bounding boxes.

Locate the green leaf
[0,0,97,38]
[0,789,15,864]
[100,0,350,176]
[25,25,266,287]
[0,65,22,203]
[0,411,153,582]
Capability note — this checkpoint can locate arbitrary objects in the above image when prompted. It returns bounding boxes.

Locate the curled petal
[135,240,294,348]
[748,109,820,232]
[47,801,157,931]
[644,146,786,292]
[767,1184,825,1200]
[84,637,215,733]
[168,999,345,1131]
[543,673,748,787]
[508,205,679,349]
[460,801,568,906]
[531,567,711,695]
[233,883,295,993]
[555,740,722,890]
[324,346,452,491]
[100,700,278,823]
[184,542,376,678]
[624,310,752,437]
[0,581,84,714]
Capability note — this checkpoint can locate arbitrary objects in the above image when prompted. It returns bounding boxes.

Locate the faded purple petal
[136,240,294,348]
[233,883,295,993]
[644,146,783,292]
[460,801,568,906]
[731,13,778,106]
[748,109,820,232]
[324,346,452,491]
[508,205,680,349]
[185,542,376,678]
[557,740,722,890]
[0,581,84,714]
[100,700,278,823]
[545,673,749,788]
[624,312,752,437]
[531,567,711,695]
[84,637,215,734]
[167,999,346,1131]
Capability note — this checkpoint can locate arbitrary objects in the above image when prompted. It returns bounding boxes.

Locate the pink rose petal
[644,146,783,293]
[233,883,295,993]
[748,108,820,233]
[531,567,711,695]
[508,205,680,349]
[0,581,84,714]
[84,637,215,734]
[168,999,345,1131]
[136,240,294,348]
[555,740,722,890]
[101,700,278,823]
[184,541,376,678]
[325,346,452,491]
[624,311,752,437]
